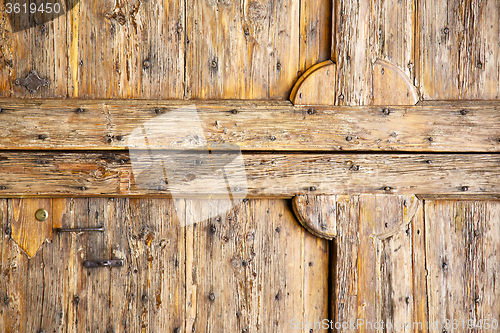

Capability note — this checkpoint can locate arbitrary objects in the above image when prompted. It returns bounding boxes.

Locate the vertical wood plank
[185,0,301,99]
[333,195,418,332]
[425,200,500,332]
[418,0,500,100]
[334,0,415,105]
[185,199,329,332]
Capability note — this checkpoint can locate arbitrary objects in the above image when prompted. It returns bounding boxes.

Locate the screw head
[35,209,48,222]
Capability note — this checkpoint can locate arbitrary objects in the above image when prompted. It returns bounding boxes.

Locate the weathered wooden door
[1,0,499,332]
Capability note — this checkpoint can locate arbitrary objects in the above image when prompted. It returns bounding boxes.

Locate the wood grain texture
[184,0,301,99]
[417,0,500,100]
[185,199,329,332]
[334,0,415,105]
[290,61,336,105]
[373,59,419,106]
[425,200,500,332]
[2,100,500,151]
[333,195,421,332]
[292,195,337,239]
[1,151,500,197]
[9,198,52,258]
[0,198,329,332]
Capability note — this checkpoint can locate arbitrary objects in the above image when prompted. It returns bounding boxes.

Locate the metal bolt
[38,134,47,140]
[382,108,390,115]
[35,209,48,221]
[350,165,360,171]
[346,136,353,142]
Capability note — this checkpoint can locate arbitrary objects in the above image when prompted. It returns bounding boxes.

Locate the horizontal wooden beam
[0,151,498,198]
[0,99,499,152]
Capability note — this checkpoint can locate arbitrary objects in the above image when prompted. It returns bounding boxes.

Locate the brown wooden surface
[0,198,329,332]
[292,195,337,239]
[425,200,500,332]
[2,100,500,152]
[0,151,499,197]
[333,195,421,332]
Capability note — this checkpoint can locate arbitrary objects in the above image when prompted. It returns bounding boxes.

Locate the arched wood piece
[373,59,419,105]
[292,194,420,240]
[292,195,337,240]
[10,198,53,258]
[290,60,336,105]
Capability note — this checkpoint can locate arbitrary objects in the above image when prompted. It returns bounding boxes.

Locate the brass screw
[35,209,48,222]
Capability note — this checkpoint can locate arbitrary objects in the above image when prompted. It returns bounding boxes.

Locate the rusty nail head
[442,262,448,269]
[428,137,434,142]
[460,109,468,115]
[309,186,316,191]
[35,209,48,221]
[5,227,11,235]
[382,108,390,115]
[79,186,86,191]
[211,61,217,68]
[143,60,150,69]
[307,108,314,115]
[0,186,6,190]
[426,159,432,164]
[383,186,391,191]
[231,109,238,114]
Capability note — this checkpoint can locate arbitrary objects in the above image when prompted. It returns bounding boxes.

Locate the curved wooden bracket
[372,59,419,105]
[290,60,336,106]
[292,194,420,240]
[292,195,337,240]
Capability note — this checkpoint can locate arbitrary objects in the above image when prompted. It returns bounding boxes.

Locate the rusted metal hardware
[14,70,49,93]
[83,260,123,268]
[55,226,105,233]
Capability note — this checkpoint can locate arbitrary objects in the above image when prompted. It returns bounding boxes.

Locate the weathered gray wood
[0,198,329,332]
[333,195,420,331]
[425,201,500,332]
[0,100,500,151]
[0,151,499,197]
